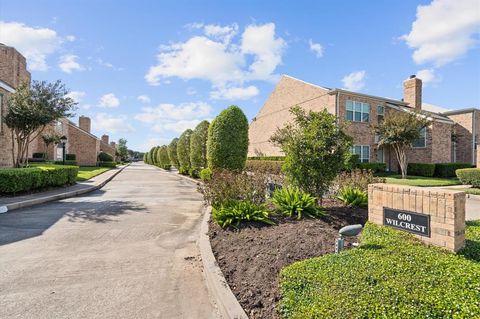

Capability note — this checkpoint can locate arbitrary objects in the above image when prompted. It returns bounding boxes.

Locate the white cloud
[99,93,120,108]
[58,54,84,73]
[210,85,259,100]
[309,39,323,58]
[186,87,197,95]
[402,0,480,66]
[66,35,76,42]
[416,68,439,84]
[66,91,85,103]
[142,137,172,150]
[0,21,63,71]
[342,70,366,92]
[135,101,211,123]
[145,22,286,100]
[137,95,151,103]
[135,101,211,135]
[93,113,135,133]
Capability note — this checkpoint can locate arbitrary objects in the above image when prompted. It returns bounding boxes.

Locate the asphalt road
[0,162,218,319]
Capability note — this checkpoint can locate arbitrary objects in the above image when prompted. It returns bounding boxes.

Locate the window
[413,127,427,148]
[346,100,370,123]
[377,105,384,123]
[351,145,370,163]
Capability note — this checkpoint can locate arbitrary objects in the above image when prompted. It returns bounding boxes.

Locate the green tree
[147,146,156,164]
[4,81,76,167]
[41,129,60,159]
[271,106,352,199]
[190,120,210,169]
[168,138,180,167]
[117,138,129,161]
[158,145,170,169]
[373,110,430,178]
[177,129,193,174]
[207,105,248,170]
[143,152,148,163]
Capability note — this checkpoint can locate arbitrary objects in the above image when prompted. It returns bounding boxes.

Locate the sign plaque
[383,208,430,237]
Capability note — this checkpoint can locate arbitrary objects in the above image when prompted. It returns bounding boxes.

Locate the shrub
[158,145,170,169]
[272,186,324,219]
[189,167,200,178]
[98,161,117,168]
[168,138,180,167]
[279,222,480,318]
[344,153,360,171]
[178,166,189,175]
[53,160,77,165]
[337,186,368,207]
[28,157,46,163]
[212,200,274,228]
[201,169,267,208]
[332,169,385,194]
[190,120,209,170]
[98,151,114,162]
[162,164,172,170]
[407,162,435,177]
[65,153,76,160]
[456,168,480,187]
[32,152,46,159]
[177,129,193,172]
[357,162,386,173]
[435,162,473,177]
[245,160,283,175]
[0,165,78,194]
[199,168,212,181]
[207,105,249,170]
[270,106,352,198]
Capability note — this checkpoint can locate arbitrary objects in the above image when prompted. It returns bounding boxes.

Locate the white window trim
[413,127,427,149]
[346,100,370,123]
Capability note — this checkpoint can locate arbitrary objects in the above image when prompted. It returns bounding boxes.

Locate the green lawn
[76,167,111,181]
[384,175,461,187]
[29,163,111,182]
[279,221,480,319]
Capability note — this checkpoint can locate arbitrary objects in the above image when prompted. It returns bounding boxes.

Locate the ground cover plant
[279,222,480,319]
[212,200,273,228]
[337,186,368,207]
[272,186,323,219]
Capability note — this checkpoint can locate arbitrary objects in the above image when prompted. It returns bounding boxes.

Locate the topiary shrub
[158,145,170,169]
[435,163,473,178]
[168,138,180,168]
[207,105,248,170]
[407,163,435,177]
[98,151,114,162]
[456,168,480,187]
[177,129,193,172]
[190,120,210,170]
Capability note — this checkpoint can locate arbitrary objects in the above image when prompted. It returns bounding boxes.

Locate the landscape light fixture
[335,224,363,253]
[59,136,67,165]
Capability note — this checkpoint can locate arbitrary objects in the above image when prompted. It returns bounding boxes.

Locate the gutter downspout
[473,110,477,164]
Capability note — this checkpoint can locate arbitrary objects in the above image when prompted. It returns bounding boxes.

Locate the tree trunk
[393,145,408,179]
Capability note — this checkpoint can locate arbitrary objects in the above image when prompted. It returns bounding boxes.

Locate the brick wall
[368,183,465,252]
[66,122,100,166]
[448,112,474,164]
[100,141,116,158]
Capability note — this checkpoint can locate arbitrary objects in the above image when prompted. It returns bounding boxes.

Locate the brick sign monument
[368,183,466,252]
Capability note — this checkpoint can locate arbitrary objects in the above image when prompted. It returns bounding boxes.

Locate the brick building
[0,44,117,167]
[248,75,478,169]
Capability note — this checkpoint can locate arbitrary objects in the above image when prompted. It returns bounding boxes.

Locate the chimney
[101,134,109,144]
[78,116,91,133]
[403,75,422,110]
[110,141,116,148]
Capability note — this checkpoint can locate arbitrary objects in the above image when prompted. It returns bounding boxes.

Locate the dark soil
[208,199,367,319]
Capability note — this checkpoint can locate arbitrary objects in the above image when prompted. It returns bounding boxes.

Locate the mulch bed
[208,199,367,319]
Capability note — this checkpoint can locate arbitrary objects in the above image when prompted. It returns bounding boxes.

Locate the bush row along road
[0,162,218,319]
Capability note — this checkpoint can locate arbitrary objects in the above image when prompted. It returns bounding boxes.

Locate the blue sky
[1,0,479,151]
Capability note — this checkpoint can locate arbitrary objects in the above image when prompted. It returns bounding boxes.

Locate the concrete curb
[1,164,129,213]
[198,206,249,319]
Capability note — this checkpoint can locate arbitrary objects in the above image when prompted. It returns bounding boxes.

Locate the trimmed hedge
[207,105,249,170]
[435,162,473,177]
[190,120,210,170]
[66,153,76,160]
[177,129,193,172]
[53,160,77,165]
[357,162,386,173]
[158,145,170,169]
[407,162,435,177]
[456,168,480,187]
[32,152,46,159]
[98,161,117,168]
[0,165,78,194]
[98,151,114,162]
[279,222,480,318]
[245,160,283,175]
[168,138,180,167]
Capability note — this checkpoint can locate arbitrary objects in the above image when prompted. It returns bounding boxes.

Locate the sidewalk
[0,164,128,212]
